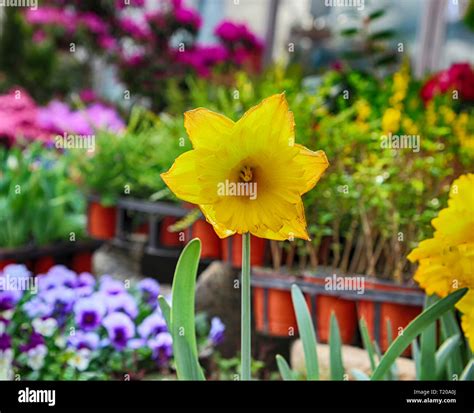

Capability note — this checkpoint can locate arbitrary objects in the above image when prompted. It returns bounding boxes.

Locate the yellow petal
[160,150,215,204]
[184,108,234,150]
[235,93,295,152]
[293,144,329,195]
[199,203,235,239]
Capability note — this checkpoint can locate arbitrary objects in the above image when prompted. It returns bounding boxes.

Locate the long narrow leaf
[170,239,205,380]
[158,295,172,330]
[276,355,295,381]
[460,359,474,380]
[441,310,465,378]
[329,312,344,380]
[359,318,377,372]
[291,284,319,380]
[371,289,467,381]
[435,335,461,380]
[412,339,421,380]
[420,295,437,380]
[385,319,398,381]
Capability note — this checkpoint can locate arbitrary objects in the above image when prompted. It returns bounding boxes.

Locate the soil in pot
[304,274,358,344]
[88,201,117,240]
[222,234,266,268]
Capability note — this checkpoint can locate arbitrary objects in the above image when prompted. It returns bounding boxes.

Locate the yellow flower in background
[382,108,401,133]
[408,173,474,349]
[355,99,371,122]
[389,67,409,107]
[161,94,329,241]
[402,117,419,136]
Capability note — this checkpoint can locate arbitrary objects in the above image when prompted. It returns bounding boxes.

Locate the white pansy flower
[32,318,58,337]
[67,348,92,371]
[27,345,47,371]
[0,349,14,380]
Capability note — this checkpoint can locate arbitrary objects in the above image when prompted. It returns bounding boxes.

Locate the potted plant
[0,144,86,272]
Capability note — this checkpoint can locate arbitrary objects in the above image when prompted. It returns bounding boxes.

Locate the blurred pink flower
[421,62,474,102]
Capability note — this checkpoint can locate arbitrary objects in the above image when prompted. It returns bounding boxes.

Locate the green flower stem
[241,232,251,380]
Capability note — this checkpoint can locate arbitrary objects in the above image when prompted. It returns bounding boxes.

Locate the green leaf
[351,369,369,381]
[170,239,205,381]
[329,312,344,380]
[420,295,437,380]
[460,359,474,380]
[158,295,172,331]
[369,30,395,41]
[441,311,465,378]
[276,355,295,381]
[412,339,421,380]
[359,318,377,372]
[435,335,461,380]
[371,289,467,381]
[368,10,385,20]
[341,28,358,37]
[291,284,319,380]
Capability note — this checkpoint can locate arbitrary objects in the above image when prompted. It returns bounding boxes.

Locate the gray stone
[196,261,241,358]
[290,339,416,380]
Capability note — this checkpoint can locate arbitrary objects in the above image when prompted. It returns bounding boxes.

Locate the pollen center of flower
[239,165,253,182]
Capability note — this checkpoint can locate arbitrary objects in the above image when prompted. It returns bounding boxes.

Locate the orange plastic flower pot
[185,220,221,260]
[87,201,117,240]
[159,216,183,248]
[357,280,423,356]
[221,234,266,268]
[303,275,358,344]
[34,256,55,274]
[71,251,93,274]
[253,286,297,337]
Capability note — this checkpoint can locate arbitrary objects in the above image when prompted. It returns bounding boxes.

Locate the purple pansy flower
[75,272,96,297]
[138,313,167,339]
[74,295,106,331]
[23,297,54,319]
[38,265,77,291]
[103,312,135,350]
[148,332,173,365]
[0,333,11,351]
[68,331,100,351]
[99,276,126,296]
[19,331,45,353]
[104,293,138,319]
[209,317,225,346]
[137,278,160,307]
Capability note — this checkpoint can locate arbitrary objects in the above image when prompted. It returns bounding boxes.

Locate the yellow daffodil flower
[161,94,329,241]
[408,173,474,349]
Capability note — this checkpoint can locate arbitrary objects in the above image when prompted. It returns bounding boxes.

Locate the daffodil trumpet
[161,93,329,380]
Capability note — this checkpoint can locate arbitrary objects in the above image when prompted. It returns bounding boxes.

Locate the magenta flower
[79,13,108,35]
[119,17,151,41]
[174,6,202,30]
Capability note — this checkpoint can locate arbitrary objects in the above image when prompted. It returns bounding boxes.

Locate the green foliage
[0,143,85,248]
[276,285,470,381]
[68,107,191,205]
[159,239,205,380]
